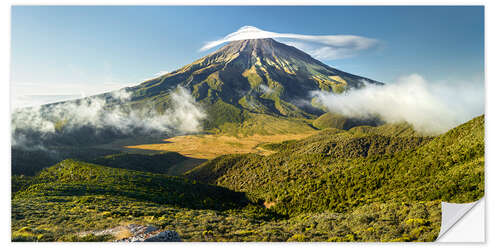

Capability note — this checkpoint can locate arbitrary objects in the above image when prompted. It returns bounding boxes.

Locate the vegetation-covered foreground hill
[186,115,484,215]
[12,160,441,242]
[11,115,483,242]
[13,160,248,210]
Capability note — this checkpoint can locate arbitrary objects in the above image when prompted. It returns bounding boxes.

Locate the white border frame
[2,1,498,249]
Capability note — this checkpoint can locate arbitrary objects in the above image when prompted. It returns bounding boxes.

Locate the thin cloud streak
[200,26,380,60]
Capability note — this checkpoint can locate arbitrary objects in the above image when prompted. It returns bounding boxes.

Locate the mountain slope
[13,159,248,211]
[186,115,484,215]
[126,38,383,127]
[312,112,381,130]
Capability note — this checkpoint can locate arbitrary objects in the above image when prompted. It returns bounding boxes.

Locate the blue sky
[11,6,484,107]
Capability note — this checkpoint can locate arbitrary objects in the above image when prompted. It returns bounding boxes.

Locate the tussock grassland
[126,132,318,159]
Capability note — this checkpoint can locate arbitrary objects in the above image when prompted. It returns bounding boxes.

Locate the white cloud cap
[200,26,380,60]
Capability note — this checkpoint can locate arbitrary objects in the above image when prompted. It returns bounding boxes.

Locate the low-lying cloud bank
[201,26,380,60]
[11,86,206,150]
[311,74,484,134]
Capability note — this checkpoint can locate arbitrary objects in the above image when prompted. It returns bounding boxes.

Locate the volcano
[123,38,382,128]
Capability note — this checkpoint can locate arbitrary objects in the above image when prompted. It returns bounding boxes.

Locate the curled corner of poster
[436,198,484,242]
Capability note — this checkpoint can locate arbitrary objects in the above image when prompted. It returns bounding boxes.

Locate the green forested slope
[312,112,380,130]
[186,115,484,215]
[14,159,248,211]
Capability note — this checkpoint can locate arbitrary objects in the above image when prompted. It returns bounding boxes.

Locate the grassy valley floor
[125,132,318,159]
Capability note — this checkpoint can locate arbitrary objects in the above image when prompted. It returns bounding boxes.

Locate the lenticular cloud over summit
[200,26,380,60]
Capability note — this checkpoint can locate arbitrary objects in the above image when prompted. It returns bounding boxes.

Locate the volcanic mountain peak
[122,38,384,127]
[136,39,380,94]
[208,38,315,63]
[195,38,338,76]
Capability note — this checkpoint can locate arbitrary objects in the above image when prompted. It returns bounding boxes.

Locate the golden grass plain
[125,132,317,159]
